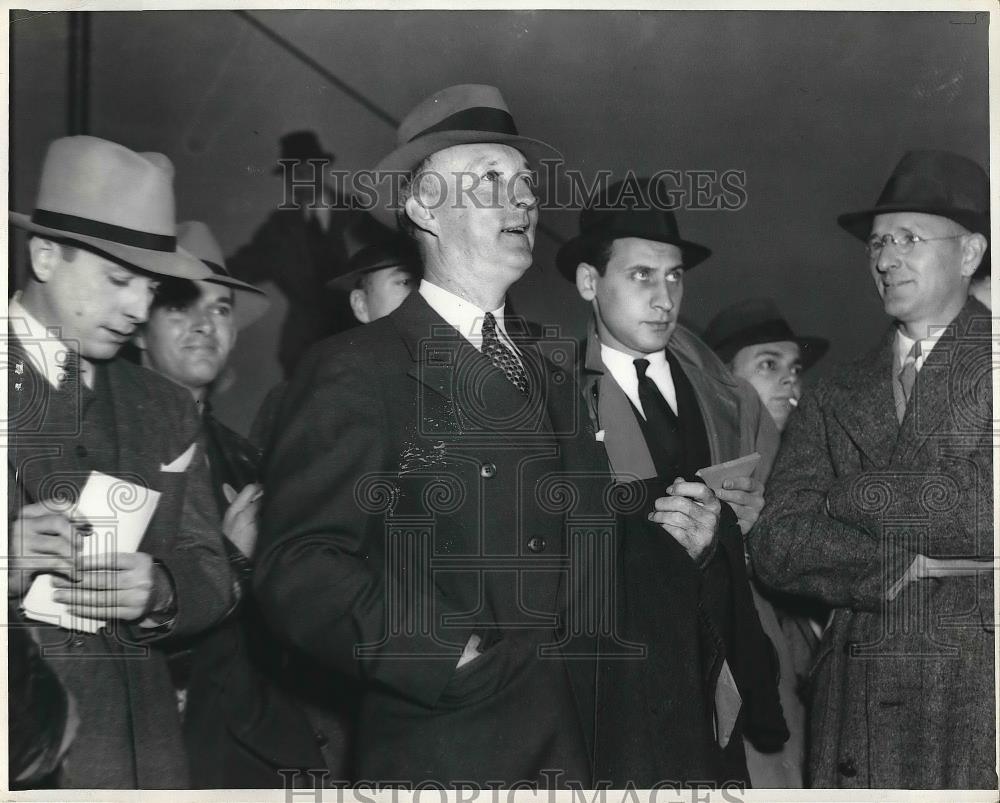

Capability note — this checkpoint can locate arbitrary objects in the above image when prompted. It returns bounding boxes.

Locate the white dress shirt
[895,325,945,374]
[600,342,678,417]
[419,279,521,357]
[7,292,94,389]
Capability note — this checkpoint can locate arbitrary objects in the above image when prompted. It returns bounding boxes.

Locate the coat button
[837,758,857,778]
[314,729,328,747]
[527,537,546,553]
[480,462,497,479]
[75,445,88,458]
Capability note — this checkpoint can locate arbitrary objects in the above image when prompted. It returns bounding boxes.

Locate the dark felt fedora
[703,298,829,370]
[10,136,207,279]
[177,221,270,329]
[326,238,420,292]
[556,176,712,280]
[838,149,989,241]
[272,130,335,174]
[371,84,562,227]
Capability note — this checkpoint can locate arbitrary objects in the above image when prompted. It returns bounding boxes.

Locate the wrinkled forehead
[425,142,530,174]
[870,211,964,236]
[608,237,685,269]
[740,340,802,362]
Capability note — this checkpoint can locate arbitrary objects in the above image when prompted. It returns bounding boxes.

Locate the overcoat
[7,345,234,788]
[749,298,995,789]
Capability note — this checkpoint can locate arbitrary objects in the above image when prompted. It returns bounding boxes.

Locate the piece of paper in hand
[22,471,161,633]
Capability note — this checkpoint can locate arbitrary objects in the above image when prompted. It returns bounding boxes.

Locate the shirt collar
[599,341,667,374]
[419,279,512,351]
[895,324,946,372]
[7,292,94,389]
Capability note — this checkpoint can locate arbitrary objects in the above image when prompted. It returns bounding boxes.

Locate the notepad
[22,471,161,633]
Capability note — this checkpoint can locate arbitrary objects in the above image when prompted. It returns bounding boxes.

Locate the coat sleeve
[747,385,915,612]
[137,403,237,641]
[253,345,472,709]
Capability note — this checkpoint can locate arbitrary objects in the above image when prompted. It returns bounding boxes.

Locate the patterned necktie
[59,350,80,392]
[895,340,920,423]
[634,358,682,479]
[481,312,529,395]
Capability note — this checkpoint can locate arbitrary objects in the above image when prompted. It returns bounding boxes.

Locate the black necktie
[482,312,529,395]
[634,358,681,479]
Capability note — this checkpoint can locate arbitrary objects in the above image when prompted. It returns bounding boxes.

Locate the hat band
[408,107,518,143]
[713,319,797,354]
[32,209,176,252]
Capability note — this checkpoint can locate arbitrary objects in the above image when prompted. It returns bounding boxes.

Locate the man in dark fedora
[255,85,731,787]
[558,177,791,787]
[228,130,357,378]
[750,150,995,788]
[6,136,234,788]
[705,298,829,433]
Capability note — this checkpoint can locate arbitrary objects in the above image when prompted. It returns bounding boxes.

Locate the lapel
[580,327,658,481]
[831,325,903,468]
[893,298,990,465]
[390,292,547,440]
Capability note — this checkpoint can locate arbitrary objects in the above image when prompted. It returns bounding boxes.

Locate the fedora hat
[174,221,270,330]
[371,84,562,227]
[703,298,829,370]
[272,130,335,175]
[838,150,990,272]
[326,239,420,293]
[10,136,207,279]
[556,176,712,280]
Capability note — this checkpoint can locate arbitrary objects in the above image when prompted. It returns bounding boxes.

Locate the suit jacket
[7,347,234,788]
[749,298,996,789]
[228,207,354,377]
[255,291,680,786]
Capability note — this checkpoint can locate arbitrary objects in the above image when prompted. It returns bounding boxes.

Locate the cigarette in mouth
[788,397,799,407]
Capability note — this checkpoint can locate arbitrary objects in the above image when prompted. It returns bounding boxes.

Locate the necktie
[482,312,529,395]
[59,350,80,392]
[895,341,920,423]
[634,358,682,478]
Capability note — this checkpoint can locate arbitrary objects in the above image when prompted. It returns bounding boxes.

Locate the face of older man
[577,237,685,356]
[138,279,236,397]
[868,211,980,339]
[412,143,538,287]
[25,238,159,361]
[731,340,802,432]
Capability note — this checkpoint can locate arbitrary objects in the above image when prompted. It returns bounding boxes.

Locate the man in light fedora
[229,130,357,378]
[255,85,722,787]
[705,298,829,433]
[6,136,234,788]
[750,150,995,788]
[558,177,791,787]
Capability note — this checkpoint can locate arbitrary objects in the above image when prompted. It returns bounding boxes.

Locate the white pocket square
[160,442,198,473]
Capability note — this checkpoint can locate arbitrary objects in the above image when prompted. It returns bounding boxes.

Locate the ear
[960,233,988,278]
[575,263,599,301]
[349,288,371,324]
[27,237,60,282]
[404,193,438,237]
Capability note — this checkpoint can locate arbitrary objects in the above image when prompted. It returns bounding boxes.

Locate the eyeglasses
[865,232,965,259]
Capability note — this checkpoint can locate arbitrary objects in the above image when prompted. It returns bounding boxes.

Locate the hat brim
[555,233,712,281]
[370,130,563,229]
[10,211,210,280]
[326,258,416,293]
[716,334,829,371]
[837,204,990,274]
[203,273,271,330]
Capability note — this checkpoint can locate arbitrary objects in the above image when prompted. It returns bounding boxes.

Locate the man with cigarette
[559,177,791,785]
[749,150,995,788]
[6,136,233,787]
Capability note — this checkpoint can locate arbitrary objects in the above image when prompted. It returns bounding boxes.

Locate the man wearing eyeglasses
[749,150,994,789]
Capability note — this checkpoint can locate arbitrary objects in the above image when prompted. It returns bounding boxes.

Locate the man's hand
[8,500,81,598]
[649,478,722,563]
[716,476,765,536]
[222,483,262,560]
[50,551,166,622]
